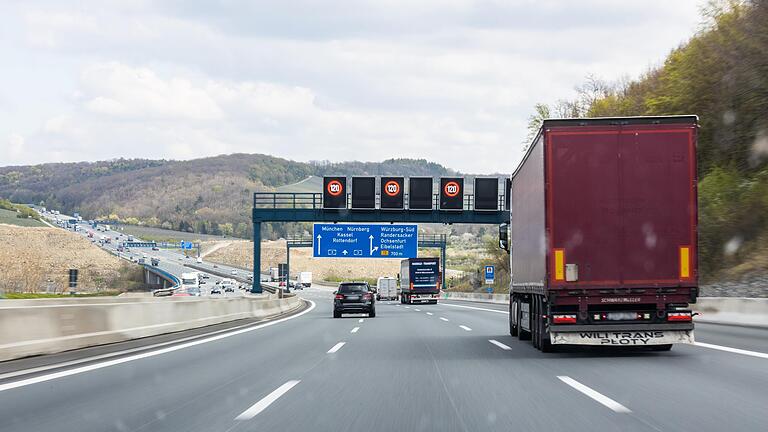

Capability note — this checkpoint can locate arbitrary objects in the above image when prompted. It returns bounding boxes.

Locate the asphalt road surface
[1,286,767,432]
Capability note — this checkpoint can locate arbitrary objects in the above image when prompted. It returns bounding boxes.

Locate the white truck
[270,267,279,282]
[376,276,398,301]
[180,272,201,296]
[298,272,312,287]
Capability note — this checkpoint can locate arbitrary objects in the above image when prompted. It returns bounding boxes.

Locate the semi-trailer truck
[399,258,440,304]
[504,116,698,352]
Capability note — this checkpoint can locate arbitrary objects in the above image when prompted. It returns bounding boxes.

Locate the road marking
[459,325,472,331]
[694,342,768,359]
[0,301,316,393]
[358,318,365,323]
[442,303,508,314]
[414,308,421,312]
[426,312,433,316]
[439,317,449,322]
[350,327,359,333]
[327,342,346,354]
[489,339,511,350]
[557,376,631,413]
[404,306,410,309]
[235,380,300,420]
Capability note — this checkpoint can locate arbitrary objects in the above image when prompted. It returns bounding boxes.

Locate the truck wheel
[650,344,672,351]
[532,298,539,349]
[535,296,553,353]
[509,298,519,337]
[518,298,531,341]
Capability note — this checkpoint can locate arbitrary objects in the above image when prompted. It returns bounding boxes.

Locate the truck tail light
[552,314,577,324]
[409,282,414,290]
[667,311,692,322]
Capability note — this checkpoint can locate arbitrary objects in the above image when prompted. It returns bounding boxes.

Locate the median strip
[557,376,631,413]
[235,380,300,420]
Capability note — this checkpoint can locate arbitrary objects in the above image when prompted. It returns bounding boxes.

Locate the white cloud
[1,0,703,173]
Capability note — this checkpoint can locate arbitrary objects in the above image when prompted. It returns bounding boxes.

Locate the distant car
[210,287,222,295]
[196,257,202,264]
[333,282,375,318]
[224,286,235,293]
[200,273,210,279]
[231,269,238,276]
[151,246,159,251]
[213,264,218,268]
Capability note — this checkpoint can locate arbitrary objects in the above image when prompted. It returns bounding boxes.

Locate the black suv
[333,282,375,318]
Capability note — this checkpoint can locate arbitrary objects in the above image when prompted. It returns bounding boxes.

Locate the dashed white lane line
[426,312,433,316]
[694,342,768,359]
[358,318,365,323]
[414,308,421,312]
[350,327,359,334]
[442,303,508,314]
[235,380,301,420]
[404,306,411,309]
[459,325,472,332]
[0,300,317,393]
[488,339,511,350]
[557,376,632,413]
[439,317,449,322]
[327,342,346,354]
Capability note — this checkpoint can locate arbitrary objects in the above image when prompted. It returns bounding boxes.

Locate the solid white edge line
[350,327,359,333]
[441,303,508,314]
[459,325,472,331]
[0,300,316,393]
[488,339,511,350]
[694,342,768,359]
[327,342,346,354]
[439,317,449,322]
[557,376,632,413]
[235,380,301,420]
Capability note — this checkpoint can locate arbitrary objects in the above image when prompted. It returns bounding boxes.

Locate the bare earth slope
[0,225,133,293]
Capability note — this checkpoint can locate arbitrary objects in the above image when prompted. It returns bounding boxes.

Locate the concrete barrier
[442,292,768,328]
[0,295,302,362]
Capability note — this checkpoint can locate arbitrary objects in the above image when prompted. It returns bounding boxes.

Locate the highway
[1,286,767,431]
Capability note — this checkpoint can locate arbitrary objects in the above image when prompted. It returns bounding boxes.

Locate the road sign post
[484,265,495,285]
[313,223,417,258]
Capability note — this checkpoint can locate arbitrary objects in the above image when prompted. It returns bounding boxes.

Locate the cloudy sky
[0,0,703,173]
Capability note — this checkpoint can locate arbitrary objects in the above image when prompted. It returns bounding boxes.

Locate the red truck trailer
[505,116,698,352]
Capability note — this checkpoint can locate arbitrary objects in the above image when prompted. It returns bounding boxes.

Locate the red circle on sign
[327,180,343,196]
[384,180,401,197]
[444,181,460,198]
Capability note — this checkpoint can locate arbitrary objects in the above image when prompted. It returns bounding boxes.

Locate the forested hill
[527,1,768,279]
[0,155,455,239]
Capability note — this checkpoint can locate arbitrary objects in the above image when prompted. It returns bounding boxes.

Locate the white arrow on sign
[316,235,322,254]
[342,249,348,255]
[369,235,379,256]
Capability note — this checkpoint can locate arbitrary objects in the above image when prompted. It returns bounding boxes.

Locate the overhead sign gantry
[251,176,510,293]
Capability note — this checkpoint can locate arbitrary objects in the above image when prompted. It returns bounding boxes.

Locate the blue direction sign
[179,241,193,250]
[313,224,417,258]
[484,265,495,284]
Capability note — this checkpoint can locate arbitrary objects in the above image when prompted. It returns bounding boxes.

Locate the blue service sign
[487,287,493,294]
[313,224,417,258]
[484,265,495,283]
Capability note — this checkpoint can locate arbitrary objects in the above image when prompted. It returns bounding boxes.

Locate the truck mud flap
[551,330,694,346]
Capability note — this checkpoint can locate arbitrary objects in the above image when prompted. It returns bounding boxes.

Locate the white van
[180,272,201,296]
[376,277,398,301]
[298,272,312,287]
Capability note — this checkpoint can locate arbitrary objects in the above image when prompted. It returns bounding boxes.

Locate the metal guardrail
[144,264,180,296]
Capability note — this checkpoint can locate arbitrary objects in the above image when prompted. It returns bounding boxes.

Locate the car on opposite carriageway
[333,282,376,318]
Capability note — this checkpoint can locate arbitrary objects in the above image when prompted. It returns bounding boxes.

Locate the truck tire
[535,296,553,353]
[532,298,540,349]
[518,298,531,341]
[509,298,519,337]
